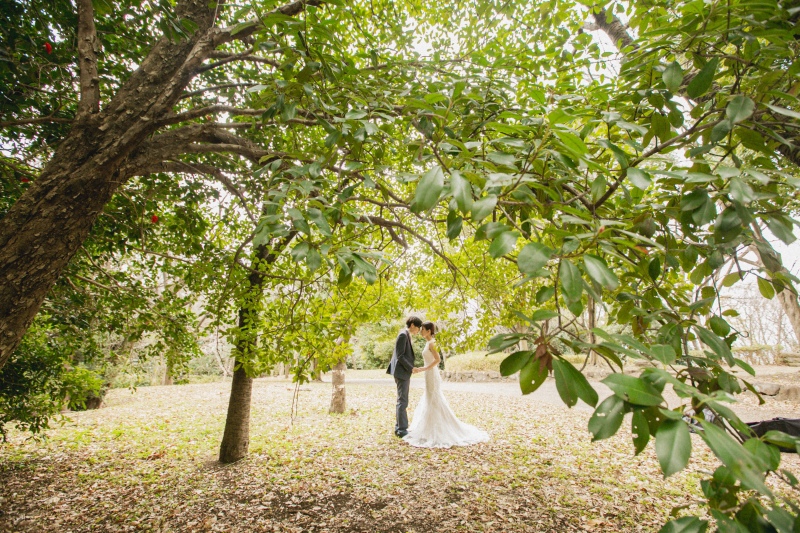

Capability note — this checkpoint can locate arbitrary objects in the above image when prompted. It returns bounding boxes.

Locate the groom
[386,315,423,437]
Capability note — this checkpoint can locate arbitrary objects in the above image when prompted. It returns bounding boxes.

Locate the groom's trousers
[395,376,411,433]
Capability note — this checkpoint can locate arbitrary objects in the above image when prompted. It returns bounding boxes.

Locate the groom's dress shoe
[396,430,408,438]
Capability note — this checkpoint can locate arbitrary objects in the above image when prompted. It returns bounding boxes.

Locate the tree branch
[587,10,635,50]
[0,116,74,128]
[76,0,101,115]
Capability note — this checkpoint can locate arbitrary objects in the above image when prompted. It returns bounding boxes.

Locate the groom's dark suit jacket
[386,329,415,381]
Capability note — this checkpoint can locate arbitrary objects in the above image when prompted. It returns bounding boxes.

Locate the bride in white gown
[403,322,489,448]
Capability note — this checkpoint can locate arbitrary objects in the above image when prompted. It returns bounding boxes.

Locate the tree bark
[218,363,254,463]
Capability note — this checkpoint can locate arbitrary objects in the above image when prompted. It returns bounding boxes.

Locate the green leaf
[555,130,588,156]
[306,208,332,236]
[500,350,533,376]
[651,344,677,365]
[686,58,718,99]
[559,260,583,302]
[588,395,626,441]
[530,309,558,321]
[602,374,664,406]
[449,170,473,213]
[552,358,598,407]
[535,286,555,304]
[662,61,683,92]
[583,255,619,290]
[726,96,755,123]
[757,277,775,300]
[290,241,310,263]
[471,195,497,223]
[305,247,321,272]
[766,103,800,120]
[709,316,731,337]
[627,168,652,190]
[446,211,463,240]
[700,422,772,495]
[487,333,525,353]
[412,166,445,212]
[657,517,708,533]
[655,420,691,477]
[345,109,368,120]
[489,231,519,258]
[695,327,734,365]
[517,243,553,275]
[710,120,732,143]
[764,215,796,245]
[632,410,650,455]
[519,353,548,394]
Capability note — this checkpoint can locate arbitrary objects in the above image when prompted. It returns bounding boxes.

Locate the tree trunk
[750,226,800,345]
[163,357,174,386]
[218,363,253,463]
[218,231,295,464]
[329,359,347,414]
[0,0,219,371]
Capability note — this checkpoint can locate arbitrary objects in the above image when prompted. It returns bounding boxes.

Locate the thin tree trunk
[218,231,295,464]
[329,359,347,414]
[163,357,174,386]
[587,297,598,365]
[218,361,254,463]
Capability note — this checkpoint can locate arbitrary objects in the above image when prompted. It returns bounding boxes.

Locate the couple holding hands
[386,316,489,448]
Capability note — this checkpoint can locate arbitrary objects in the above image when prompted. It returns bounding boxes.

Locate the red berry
[44,42,52,54]
[20,177,30,183]
[151,215,159,223]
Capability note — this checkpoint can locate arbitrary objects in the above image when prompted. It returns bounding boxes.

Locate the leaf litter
[1,378,798,532]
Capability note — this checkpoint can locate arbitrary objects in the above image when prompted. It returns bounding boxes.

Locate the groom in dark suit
[386,315,423,437]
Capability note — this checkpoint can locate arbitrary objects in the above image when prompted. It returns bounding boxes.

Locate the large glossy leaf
[500,350,533,376]
[583,254,619,290]
[602,374,664,406]
[489,231,519,258]
[559,259,583,302]
[655,419,691,477]
[471,195,497,223]
[412,166,444,212]
[552,358,598,407]
[632,410,650,455]
[726,95,755,124]
[686,58,718,98]
[517,242,553,275]
[449,170,472,213]
[519,353,548,394]
[588,395,626,441]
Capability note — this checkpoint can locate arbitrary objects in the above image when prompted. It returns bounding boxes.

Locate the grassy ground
[1,379,797,532]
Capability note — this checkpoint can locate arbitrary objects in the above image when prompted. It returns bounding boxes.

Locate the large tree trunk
[0,0,218,371]
[0,0,316,372]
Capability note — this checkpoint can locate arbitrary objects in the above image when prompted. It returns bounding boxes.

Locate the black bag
[744,417,800,453]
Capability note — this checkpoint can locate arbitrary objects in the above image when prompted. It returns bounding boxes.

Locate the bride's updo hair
[421,321,436,336]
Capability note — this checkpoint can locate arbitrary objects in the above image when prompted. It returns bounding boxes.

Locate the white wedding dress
[403,340,490,448]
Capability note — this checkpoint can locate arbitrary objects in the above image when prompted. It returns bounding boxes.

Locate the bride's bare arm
[423,343,441,371]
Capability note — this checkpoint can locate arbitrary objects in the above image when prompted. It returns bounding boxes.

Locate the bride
[403,321,489,448]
